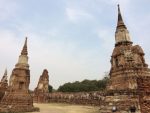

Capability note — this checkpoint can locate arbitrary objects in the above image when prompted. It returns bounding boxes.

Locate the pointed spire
[4,68,7,76]
[115,5,132,45]
[15,37,29,69]
[1,68,7,83]
[21,37,28,55]
[117,4,126,29]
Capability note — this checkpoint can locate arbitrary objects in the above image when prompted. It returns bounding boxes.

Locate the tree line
[57,76,109,92]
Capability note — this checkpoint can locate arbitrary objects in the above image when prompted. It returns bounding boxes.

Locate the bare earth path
[29,103,100,113]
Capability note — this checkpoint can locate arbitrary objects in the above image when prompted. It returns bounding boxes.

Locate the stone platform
[0,91,39,112]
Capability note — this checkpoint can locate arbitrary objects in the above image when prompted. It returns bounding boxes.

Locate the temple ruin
[100,5,150,113]
[0,69,8,101]
[0,4,149,113]
[0,38,38,112]
[34,69,49,103]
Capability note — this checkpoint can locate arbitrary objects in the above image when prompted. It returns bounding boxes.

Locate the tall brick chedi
[0,38,36,112]
[100,5,150,113]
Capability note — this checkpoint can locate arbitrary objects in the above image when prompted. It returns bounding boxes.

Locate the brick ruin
[137,76,150,113]
[100,5,150,113]
[47,91,105,106]
[33,69,49,103]
[0,38,38,112]
[32,69,104,106]
[32,70,106,106]
[0,69,8,101]
[32,91,105,106]
[32,70,105,106]
[0,5,149,113]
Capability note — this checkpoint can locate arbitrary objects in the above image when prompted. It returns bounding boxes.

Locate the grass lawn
[29,103,100,113]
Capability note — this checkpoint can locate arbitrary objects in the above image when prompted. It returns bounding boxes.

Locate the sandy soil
[29,103,100,113]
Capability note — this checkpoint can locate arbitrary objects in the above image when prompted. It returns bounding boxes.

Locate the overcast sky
[0,0,150,89]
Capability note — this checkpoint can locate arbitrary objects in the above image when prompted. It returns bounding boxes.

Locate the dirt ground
[29,103,100,113]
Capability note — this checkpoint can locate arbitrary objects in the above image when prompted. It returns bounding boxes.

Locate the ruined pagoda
[100,5,150,113]
[0,69,8,90]
[34,69,49,94]
[34,69,49,103]
[0,69,8,101]
[0,38,38,112]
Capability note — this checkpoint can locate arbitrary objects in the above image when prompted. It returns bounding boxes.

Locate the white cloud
[96,28,114,51]
[0,30,19,55]
[28,33,104,89]
[66,8,93,23]
[98,0,130,13]
[0,29,104,90]
[0,0,18,21]
[101,0,130,6]
[0,29,20,85]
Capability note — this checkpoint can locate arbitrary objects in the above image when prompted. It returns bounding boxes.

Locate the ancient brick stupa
[0,69,8,101]
[0,69,8,90]
[0,38,37,112]
[34,69,49,103]
[100,5,150,113]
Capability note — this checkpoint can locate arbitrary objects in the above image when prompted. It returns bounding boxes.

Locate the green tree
[48,85,53,93]
[57,75,109,92]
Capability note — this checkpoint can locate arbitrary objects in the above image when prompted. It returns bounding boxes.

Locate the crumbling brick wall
[137,76,150,113]
[33,91,105,106]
